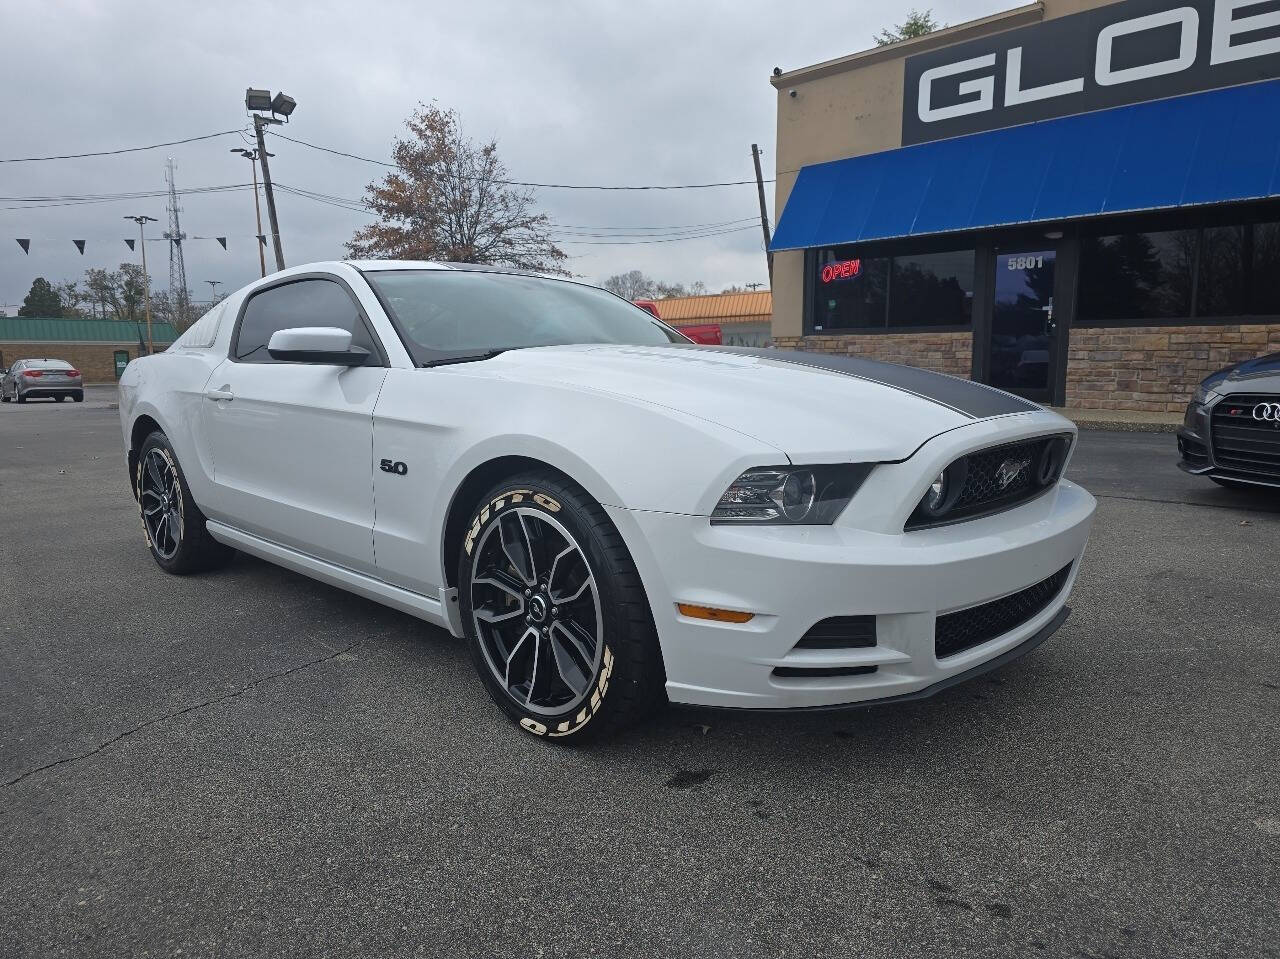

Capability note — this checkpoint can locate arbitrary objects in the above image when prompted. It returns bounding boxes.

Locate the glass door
[991,249,1056,402]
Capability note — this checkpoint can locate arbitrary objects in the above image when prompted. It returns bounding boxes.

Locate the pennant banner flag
[216,237,227,250]
[124,238,136,251]
[16,239,29,254]
[73,240,86,255]
[258,234,267,247]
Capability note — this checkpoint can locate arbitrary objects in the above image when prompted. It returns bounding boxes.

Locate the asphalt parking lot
[1,391,1277,958]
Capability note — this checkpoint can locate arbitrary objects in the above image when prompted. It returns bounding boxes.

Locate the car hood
[464,345,1041,462]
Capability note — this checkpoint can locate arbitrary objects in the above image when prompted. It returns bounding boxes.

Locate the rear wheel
[54,395,65,403]
[16,393,25,404]
[458,471,665,742]
[73,391,83,403]
[137,431,234,574]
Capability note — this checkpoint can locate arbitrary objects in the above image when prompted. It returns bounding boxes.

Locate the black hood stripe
[685,346,1040,420]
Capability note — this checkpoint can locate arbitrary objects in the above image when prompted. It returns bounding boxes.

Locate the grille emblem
[1252,402,1280,423]
[995,457,1031,489]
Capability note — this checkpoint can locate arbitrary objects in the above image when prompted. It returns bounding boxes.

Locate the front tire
[458,471,665,742]
[136,431,234,574]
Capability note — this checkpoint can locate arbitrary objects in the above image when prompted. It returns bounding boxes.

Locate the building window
[1197,221,1280,317]
[1077,230,1195,321]
[889,251,974,328]
[812,247,973,331]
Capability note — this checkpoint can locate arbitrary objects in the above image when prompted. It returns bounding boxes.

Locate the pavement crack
[2,641,364,792]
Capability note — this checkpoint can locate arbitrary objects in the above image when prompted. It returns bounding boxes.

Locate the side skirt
[205,521,458,634]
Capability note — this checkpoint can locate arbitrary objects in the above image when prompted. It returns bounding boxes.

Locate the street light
[244,86,297,273]
[230,147,271,278]
[205,280,222,301]
[124,215,158,354]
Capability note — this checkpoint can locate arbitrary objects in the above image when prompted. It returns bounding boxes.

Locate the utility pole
[230,147,268,277]
[124,215,158,354]
[751,144,773,285]
[253,115,285,272]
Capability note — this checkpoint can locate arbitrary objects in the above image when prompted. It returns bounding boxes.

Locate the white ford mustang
[119,260,1096,740]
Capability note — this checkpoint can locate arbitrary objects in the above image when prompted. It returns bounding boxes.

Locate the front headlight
[1191,384,1216,406]
[711,464,873,525]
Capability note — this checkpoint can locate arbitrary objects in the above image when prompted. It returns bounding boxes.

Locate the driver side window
[233,278,380,363]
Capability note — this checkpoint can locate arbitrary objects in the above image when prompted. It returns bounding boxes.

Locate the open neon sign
[820,258,861,283]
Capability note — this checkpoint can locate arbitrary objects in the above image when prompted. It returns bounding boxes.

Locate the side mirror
[267,327,369,366]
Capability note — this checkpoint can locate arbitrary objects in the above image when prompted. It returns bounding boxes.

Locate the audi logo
[1253,403,1280,422]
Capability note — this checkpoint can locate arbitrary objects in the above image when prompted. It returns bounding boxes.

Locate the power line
[267,130,774,190]
[558,225,759,245]
[0,130,244,164]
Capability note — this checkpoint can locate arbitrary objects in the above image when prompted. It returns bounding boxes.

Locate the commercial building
[0,317,178,382]
[769,0,1280,411]
[653,291,773,345]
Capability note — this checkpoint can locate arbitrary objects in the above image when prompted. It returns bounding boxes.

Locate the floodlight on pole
[124,215,158,354]
[244,86,297,273]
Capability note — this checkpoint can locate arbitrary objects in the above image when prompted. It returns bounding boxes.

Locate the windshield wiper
[421,350,506,368]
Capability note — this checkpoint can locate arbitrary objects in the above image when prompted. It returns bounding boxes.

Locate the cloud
[0,0,1006,308]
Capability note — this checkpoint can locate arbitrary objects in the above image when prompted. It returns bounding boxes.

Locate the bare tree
[601,270,658,300]
[347,103,567,274]
[600,272,709,300]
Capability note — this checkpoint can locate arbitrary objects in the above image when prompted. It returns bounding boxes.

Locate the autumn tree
[875,9,940,45]
[347,103,567,274]
[54,279,89,318]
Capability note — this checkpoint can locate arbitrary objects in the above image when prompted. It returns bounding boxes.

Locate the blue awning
[771,79,1280,251]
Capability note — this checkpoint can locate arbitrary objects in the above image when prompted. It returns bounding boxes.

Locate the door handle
[205,388,234,402]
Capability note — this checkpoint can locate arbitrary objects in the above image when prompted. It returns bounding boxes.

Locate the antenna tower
[163,157,191,328]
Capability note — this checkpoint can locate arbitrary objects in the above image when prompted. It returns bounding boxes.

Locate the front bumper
[611,474,1095,711]
[1177,396,1280,488]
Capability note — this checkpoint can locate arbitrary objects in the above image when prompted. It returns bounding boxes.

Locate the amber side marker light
[676,604,754,624]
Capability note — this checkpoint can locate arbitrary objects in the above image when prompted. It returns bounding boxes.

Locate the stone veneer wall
[1065,324,1280,413]
[772,331,974,379]
[0,342,162,384]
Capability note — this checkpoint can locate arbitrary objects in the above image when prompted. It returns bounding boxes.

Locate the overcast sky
[1,0,1007,312]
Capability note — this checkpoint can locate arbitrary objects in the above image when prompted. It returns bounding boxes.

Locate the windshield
[363,269,688,365]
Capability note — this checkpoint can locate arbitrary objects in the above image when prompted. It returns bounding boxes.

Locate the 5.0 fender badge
[379,459,408,476]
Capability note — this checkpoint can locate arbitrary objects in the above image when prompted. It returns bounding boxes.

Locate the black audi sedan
[1178,352,1280,490]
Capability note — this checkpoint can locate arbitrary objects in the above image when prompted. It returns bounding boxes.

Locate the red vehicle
[633,300,722,345]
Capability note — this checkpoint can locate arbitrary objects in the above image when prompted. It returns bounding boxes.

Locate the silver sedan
[0,358,84,403]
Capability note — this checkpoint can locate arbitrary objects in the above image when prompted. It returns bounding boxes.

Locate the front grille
[794,615,876,650]
[906,434,1070,531]
[1210,395,1280,482]
[935,563,1073,659]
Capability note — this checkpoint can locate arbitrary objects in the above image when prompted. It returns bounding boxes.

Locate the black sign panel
[902,0,1280,145]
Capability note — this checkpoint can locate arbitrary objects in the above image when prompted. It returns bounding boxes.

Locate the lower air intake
[935,563,1073,659]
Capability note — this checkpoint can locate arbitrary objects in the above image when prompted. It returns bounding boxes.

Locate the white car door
[201,275,388,574]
